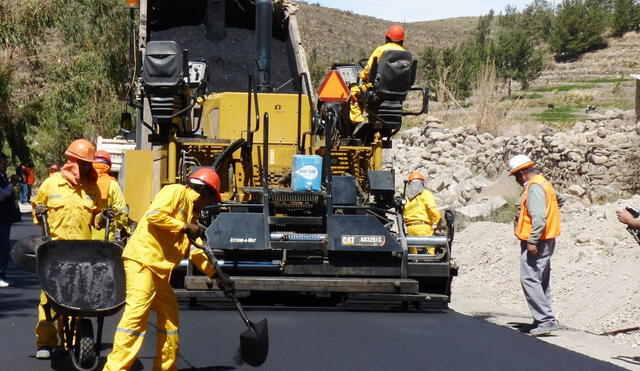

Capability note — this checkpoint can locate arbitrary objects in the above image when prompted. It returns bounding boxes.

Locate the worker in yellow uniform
[91,150,130,241]
[32,139,107,360]
[349,24,406,129]
[104,168,235,371]
[403,171,441,254]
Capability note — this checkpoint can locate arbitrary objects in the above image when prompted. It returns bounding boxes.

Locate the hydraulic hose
[213,138,247,172]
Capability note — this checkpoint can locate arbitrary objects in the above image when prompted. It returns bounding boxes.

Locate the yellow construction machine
[121,0,456,308]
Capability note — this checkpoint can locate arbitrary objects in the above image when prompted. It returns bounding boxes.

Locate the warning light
[317,70,350,103]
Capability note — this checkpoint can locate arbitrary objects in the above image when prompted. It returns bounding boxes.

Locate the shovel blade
[11,235,48,273]
[239,318,269,367]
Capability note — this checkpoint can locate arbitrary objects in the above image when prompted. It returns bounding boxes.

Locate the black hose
[213,138,247,172]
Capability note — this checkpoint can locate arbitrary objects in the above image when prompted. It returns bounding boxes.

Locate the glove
[217,276,236,298]
[183,223,205,240]
[35,204,48,217]
[97,208,115,228]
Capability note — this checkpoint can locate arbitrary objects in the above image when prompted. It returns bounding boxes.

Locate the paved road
[0,216,624,371]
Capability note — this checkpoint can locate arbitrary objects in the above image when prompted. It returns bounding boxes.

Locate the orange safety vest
[515,174,560,241]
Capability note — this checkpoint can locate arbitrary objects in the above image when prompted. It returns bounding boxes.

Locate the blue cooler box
[292,155,323,191]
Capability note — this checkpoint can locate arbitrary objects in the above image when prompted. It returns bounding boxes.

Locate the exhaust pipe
[255,0,272,92]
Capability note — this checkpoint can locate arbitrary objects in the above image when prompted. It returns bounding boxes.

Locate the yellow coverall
[91,178,130,241]
[403,189,441,254]
[31,172,102,349]
[104,184,215,371]
[349,41,406,124]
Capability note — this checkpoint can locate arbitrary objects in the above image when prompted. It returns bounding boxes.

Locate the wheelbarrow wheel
[76,319,95,369]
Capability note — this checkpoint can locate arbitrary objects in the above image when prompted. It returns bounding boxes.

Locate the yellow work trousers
[35,290,62,348]
[349,85,365,124]
[104,259,179,371]
[407,224,435,255]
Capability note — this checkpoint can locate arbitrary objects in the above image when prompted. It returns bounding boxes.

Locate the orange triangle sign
[317,70,350,103]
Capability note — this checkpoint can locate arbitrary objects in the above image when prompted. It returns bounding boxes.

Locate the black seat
[143,40,186,121]
[363,50,416,135]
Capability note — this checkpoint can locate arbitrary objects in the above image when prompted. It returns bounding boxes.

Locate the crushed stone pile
[453,195,640,348]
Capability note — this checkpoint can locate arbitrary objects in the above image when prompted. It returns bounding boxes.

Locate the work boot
[36,346,52,359]
[529,320,559,336]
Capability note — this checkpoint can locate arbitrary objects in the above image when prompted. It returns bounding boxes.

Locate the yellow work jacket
[31,172,102,240]
[91,178,130,241]
[122,184,214,280]
[403,189,441,230]
[359,42,406,85]
[515,174,560,241]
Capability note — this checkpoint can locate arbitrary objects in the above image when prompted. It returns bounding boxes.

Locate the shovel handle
[188,238,254,329]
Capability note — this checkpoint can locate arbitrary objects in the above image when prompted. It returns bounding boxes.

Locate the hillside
[296,3,479,71]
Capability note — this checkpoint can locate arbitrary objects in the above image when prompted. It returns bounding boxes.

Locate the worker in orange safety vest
[509,154,562,337]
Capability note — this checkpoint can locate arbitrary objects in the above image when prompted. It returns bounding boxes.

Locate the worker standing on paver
[32,139,107,359]
[103,168,235,371]
[403,171,441,254]
[91,150,130,241]
[509,154,561,336]
[349,24,406,131]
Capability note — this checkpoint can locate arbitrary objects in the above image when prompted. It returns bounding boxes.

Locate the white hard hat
[508,154,535,176]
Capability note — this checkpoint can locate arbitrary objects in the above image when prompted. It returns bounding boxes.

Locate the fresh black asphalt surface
[0,215,627,370]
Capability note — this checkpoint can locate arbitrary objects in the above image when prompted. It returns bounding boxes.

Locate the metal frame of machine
[122,0,457,308]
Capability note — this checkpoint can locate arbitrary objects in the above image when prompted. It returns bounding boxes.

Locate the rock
[568,184,586,197]
[591,155,608,165]
[457,196,508,219]
[452,167,473,183]
[427,176,448,192]
[424,115,442,124]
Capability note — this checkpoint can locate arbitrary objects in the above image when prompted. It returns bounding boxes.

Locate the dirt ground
[451,194,640,366]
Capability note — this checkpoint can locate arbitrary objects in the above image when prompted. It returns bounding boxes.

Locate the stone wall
[386,110,640,208]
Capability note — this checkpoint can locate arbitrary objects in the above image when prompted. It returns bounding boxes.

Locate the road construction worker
[403,171,441,254]
[91,150,130,241]
[509,154,561,336]
[349,24,406,129]
[104,168,235,371]
[32,138,107,359]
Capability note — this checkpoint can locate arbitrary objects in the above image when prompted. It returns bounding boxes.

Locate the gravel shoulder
[450,195,640,370]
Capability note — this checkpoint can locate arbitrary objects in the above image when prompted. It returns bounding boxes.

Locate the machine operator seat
[358,49,417,139]
[143,40,187,123]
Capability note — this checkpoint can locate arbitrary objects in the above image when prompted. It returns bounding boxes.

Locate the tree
[612,0,640,37]
[549,0,608,61]
[521,0,555,43]
[493,6,544,93]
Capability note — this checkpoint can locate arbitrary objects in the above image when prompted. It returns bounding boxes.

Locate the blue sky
[312,1,553,22]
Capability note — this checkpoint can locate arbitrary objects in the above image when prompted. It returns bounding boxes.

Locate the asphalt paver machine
[121,0,457,308]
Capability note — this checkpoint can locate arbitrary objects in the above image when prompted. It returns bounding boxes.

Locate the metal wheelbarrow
[37,213,125,371]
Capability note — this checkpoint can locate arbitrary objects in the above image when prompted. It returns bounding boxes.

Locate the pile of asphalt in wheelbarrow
[151,25,297,93]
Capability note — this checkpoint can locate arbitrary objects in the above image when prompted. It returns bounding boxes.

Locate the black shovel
[190,239,269,367]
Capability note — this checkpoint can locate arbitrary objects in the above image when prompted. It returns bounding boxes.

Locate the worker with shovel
[103,168,235,371]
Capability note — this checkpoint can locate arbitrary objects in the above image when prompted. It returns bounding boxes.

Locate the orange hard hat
[65,139,97,163]
[408,171,425,182]
[188,168,222,202]
[386,25,405,42]
[95,150,112,166]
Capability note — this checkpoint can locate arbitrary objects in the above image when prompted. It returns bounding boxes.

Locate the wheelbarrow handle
[39,211,50,239]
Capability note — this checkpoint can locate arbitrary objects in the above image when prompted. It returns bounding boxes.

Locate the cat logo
[341,235,385,247]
